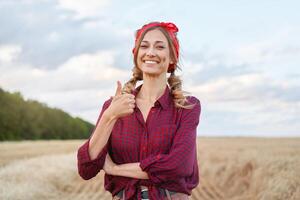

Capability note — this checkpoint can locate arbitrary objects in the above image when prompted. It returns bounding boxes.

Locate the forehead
[142,29,168,43]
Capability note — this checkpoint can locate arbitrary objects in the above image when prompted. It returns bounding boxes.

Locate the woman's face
[136,29,173,76]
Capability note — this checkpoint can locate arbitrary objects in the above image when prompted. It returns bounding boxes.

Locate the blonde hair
[122,26,195,109]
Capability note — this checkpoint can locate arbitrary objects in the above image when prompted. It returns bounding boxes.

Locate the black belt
[116,188,176,199]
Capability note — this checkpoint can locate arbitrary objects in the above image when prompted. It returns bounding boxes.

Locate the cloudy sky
[0,0,299,137]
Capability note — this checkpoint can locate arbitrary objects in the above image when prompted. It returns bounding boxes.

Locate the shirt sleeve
[140,96,201,184]
[77,98,112,180]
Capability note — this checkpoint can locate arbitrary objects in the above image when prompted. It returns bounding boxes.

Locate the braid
[122,66,143,94]
[123,67,194,109]
[168,71,195,109]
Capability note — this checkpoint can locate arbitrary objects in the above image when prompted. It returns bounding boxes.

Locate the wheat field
[0,138,299,200]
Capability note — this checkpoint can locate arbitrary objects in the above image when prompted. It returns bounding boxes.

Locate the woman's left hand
[103,154,116,175]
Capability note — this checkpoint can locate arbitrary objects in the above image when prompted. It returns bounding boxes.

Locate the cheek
[161,55,170,65]
[136,52,143,64]
[161,50,171,63]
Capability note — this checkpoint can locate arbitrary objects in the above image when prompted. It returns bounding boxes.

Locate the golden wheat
[0,138,299,200]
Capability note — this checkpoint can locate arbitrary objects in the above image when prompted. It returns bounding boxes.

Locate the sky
[0,0,299,137]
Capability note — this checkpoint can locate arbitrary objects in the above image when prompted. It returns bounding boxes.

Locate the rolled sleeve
[77,98,112,180]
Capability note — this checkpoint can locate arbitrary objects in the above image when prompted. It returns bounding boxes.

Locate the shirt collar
[132,84,172,110]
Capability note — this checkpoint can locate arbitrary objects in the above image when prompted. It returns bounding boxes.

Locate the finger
[114,81,122,96]
[128,99,135,104]
[122,98,135,106]
[128,108,134,113]
[129,103,135,108]
[113,95,122,101]
[124,96,135,102]
[121,94,135,99]
[128,100,135,106]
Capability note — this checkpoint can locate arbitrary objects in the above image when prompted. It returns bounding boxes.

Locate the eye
[157,46,165,49]
[140,45,148,48]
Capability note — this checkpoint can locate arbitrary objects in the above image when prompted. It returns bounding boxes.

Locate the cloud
[187,72,300,136]
[181,31,300,136]
[223,28,300,69]
[1,0,299,136]
[231,42,300,66]
[0,0,131,69]
[57,0,111,19]
[0,44,22,63]
[0,50,130,122]
[181,48,254,85]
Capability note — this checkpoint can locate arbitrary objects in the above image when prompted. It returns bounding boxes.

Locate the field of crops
[0,138,299,200]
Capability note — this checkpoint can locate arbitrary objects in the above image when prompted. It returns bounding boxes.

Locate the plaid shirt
[77,84,201,200]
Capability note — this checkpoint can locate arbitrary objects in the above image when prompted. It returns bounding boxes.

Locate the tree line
[0,87,94,141]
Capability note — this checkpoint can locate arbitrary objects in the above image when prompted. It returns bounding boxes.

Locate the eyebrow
[141,40,165,44]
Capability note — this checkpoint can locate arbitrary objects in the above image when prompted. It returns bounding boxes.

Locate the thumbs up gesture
[106,81,136,119]
[114,80,123,96]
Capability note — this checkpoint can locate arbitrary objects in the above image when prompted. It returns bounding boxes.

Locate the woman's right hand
[105,81,136,119]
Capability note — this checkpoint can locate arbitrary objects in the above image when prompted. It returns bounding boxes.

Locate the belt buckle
[141,186,149,200]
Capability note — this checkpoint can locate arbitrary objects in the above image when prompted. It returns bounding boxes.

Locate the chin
[144,71,166,78]
[144,70,159,75]
[139,65,167,76]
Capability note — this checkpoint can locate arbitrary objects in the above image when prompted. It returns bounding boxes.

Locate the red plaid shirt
[77,84,201,200]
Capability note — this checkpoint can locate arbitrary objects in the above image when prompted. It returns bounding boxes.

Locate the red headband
[132,22,179,73]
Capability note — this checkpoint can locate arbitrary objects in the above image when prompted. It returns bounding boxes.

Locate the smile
[144,60,159,64]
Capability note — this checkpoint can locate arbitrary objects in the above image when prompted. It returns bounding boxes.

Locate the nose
[146,47,155,57]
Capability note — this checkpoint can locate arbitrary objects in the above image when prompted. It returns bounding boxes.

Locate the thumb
[115,80,122,96]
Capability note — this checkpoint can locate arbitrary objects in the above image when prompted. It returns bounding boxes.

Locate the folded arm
[105,154,149,179]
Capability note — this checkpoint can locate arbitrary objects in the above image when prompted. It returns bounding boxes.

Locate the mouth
[143,60,159,64]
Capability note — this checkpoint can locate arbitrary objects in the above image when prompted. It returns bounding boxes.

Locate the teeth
[144,60,157,64]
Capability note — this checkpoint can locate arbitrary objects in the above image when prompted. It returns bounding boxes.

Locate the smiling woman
[136,30,173,78]
[77,22,201,200]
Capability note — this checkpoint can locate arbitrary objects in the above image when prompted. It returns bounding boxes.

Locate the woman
[77,22,201,200]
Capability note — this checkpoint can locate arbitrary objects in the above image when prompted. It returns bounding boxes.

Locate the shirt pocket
[149,124,177,154]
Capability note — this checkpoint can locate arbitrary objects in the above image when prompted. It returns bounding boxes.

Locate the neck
[138,73,167,103]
